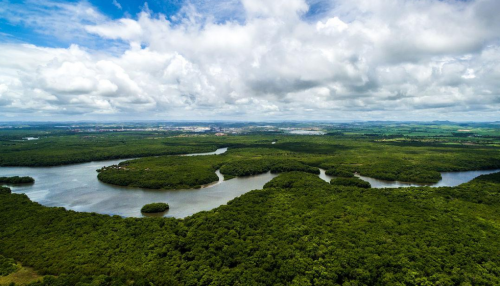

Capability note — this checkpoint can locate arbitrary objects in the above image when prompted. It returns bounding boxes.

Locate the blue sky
[0,0,183,48]
[0,0,499,121]
[0,0,331,48]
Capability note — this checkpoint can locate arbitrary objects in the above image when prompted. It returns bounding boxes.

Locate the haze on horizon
[0,0,499,122]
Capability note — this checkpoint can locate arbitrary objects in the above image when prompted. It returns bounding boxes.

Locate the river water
[0,148,278,218]
[0,149,498,218]
[319,168,500,188]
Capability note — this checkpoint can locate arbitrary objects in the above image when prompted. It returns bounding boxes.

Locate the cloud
[241,0,308,19]
[0,0,107,43]
[85,19,143,40]
[0,0,500,121]
[112,0,122,10]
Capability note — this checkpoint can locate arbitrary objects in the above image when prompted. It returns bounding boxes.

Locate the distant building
[215,133,226,136]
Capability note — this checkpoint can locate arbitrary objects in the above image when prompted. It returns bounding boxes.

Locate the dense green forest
[330,177,371,188]
[0,176,31,196]
[0,186,11,195]
[2,126,500,184]
[97,155,224,189]
[325,167,354,178]
[141,203,170,213]
[0,176,34,184]
[0,132,219,167]
[0,255,18,276]
[220,159,319,177]
[2,124,500,285]
[1,171,500,285]
[96,135,500,189]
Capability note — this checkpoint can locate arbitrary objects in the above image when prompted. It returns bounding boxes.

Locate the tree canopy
[141,203,169,213]
[2,171,500,285]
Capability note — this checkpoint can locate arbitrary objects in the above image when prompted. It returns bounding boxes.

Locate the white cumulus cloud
[0,0,500,121]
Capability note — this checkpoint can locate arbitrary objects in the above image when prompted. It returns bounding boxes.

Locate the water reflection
[288,130,325,135]
[318,168,500,188]
[1,148,498,218]
[181,147,228,157]
[0,160,277,218]
[0,148,278,219]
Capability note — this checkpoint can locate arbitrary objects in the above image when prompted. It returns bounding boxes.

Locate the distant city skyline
[1,0,500,121]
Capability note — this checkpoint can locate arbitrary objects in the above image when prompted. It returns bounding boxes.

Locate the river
[318,168,500,188]
[0,148,276,218]
[1,149,498,218]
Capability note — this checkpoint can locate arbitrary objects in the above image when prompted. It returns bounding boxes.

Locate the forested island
[0,176,33,196]
[1,122,500,285]
[0,176,34,185]
[141,203,170,213]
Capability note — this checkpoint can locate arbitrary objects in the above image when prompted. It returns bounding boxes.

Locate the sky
[0,0,500,122]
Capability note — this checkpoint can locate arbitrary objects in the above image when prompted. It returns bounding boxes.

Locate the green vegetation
[2,172,500,285]
[97,155,224,189]
[97,134,500,189]
[0,176,34,184]
[2,123,500,185]
[2,123,500,284]
[0,186,11,195]
[325,167,354,177]
[437,172,500,205]
[0,255,18,276]
[0,177,24,195]
[220,159,319,177]
[0,132,219,167]
[0,263,41,285]
[330,177,371,188]
[141,203,170,213]
[96,145,324,189]
[263,171,329,189]
[353,166,442,184]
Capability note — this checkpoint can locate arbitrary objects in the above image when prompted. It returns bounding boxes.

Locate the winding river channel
[1,147,498,218]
